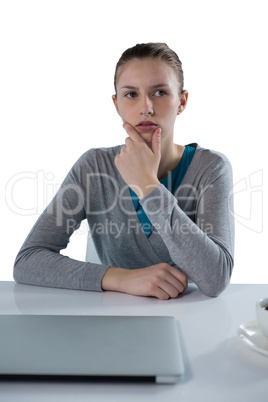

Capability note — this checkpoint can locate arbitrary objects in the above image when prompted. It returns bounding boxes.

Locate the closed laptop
[0,315,184,384]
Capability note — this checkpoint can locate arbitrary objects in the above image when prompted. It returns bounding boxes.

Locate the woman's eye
[125,92,137,98]
[154,90,166,97]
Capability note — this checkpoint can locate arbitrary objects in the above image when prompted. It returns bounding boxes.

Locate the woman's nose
[139,96,154,115]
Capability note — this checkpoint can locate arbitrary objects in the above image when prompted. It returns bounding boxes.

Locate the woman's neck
[157,142,185,180]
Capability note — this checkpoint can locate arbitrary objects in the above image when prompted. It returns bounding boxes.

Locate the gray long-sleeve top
[14,144,235,297]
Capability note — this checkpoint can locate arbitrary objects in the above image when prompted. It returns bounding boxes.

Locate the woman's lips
[136,121,158,132]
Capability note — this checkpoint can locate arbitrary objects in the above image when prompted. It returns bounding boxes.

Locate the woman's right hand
[101,263,188,300]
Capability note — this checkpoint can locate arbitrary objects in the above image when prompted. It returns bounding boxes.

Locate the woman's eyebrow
[120,85,138,90]
[150,84,170,89]
[120,84,170,91]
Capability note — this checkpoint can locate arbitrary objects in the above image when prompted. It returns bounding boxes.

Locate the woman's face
[113,58,187,145]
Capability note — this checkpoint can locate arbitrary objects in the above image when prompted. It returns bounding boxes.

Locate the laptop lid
[0,315,184,384]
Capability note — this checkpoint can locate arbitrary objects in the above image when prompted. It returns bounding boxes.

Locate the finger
[151,277,183,300]
[119,145,127,154]
[149,269,186,299]
[151,128,161,157]
[159,280,180,299]
[123,122,145,143]
[155,269,186,296]
[147,283,171,300]
[164,272,188,294]
[168,266,188,290]
[124,136,132,146]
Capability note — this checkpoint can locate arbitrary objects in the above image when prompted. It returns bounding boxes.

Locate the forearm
[14,247,110,291]
[139,184,234,297]
[13,167,110,292]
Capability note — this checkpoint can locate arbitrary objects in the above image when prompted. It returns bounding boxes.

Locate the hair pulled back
[114,42,184,95]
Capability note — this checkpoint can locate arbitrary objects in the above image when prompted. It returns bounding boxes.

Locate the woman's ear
[112,95,120,115]
[177,90,189,115]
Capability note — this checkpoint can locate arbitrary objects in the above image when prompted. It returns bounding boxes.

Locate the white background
[1,0,267,284]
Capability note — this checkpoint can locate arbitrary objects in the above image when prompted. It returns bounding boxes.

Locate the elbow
[200,281,230,298]
[13,256,23,284]
[13,266,24,285]
[13,250,29,285]
[13,270,22,285]
[197,255,234,298]
[198,279,230,298]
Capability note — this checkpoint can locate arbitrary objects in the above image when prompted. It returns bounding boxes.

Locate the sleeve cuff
[81,263,110,292]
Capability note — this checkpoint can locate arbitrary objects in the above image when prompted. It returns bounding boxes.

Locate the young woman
[14,43,234,299]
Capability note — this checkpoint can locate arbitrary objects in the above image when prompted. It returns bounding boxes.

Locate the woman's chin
[140,132,153,143]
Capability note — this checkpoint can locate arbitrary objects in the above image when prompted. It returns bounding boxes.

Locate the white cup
[256,298,268,338]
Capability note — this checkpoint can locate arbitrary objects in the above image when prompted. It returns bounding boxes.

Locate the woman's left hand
[114,122,161,198]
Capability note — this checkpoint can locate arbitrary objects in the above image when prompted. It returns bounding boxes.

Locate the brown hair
[114,42,184,95]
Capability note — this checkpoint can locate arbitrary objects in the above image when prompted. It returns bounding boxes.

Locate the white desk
[0,281,267,402]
